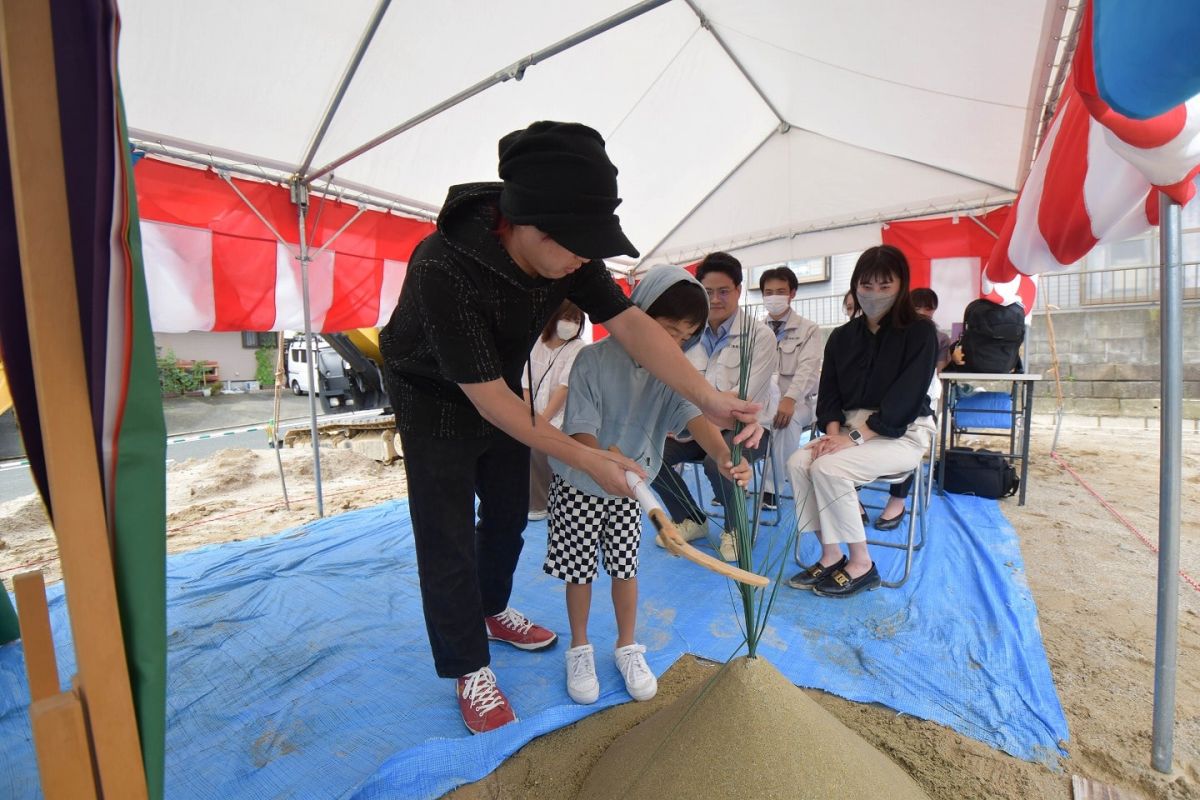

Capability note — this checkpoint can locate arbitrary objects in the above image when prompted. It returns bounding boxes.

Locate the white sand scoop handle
[624,470,769,588]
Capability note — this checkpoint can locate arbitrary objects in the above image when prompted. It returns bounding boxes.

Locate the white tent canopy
[118,0,1068,271]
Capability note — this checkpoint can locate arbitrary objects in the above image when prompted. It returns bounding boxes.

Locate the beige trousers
[529,449,552,513]
[786,409,934,544]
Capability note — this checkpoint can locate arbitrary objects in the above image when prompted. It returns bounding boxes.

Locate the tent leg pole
[1152,193,1182,774]
[272,331,291,510]
[293,182,325,518]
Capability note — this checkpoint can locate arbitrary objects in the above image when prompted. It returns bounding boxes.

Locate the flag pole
[1152,192,1182,773]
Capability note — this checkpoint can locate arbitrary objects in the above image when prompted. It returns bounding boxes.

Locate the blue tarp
[955,390,1015,430]
[0,486,1067,799]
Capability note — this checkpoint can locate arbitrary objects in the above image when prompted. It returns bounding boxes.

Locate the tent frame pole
[292,180,326,518]
[131,138,438,221]
[296,0,392,178]
[1152,193,1182,773]
[219,172,299,257]
[303,0,672,184]
[682,0,786,123]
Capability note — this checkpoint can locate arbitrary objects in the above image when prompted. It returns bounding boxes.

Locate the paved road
[0,429,279,505]
[0,392,336,505]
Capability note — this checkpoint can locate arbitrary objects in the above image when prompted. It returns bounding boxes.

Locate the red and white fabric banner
[881,207,1037,318]
[136,158,435,333]
[984,0,1200,290]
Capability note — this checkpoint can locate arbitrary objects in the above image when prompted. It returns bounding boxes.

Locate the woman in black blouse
[785,245,938,598]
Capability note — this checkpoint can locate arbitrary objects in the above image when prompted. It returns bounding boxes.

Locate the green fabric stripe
[0,584,17,644]
[112,87,167,800]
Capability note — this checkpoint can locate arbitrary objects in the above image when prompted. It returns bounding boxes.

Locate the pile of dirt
[578,656,930,800]
[446,425,1199,800]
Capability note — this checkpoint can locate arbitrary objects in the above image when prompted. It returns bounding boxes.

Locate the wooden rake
[619,465,769,588]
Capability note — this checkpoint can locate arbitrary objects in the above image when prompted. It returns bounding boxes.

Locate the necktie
[769,320,783,335]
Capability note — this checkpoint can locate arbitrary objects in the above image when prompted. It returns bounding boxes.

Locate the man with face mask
[758,266,821,509]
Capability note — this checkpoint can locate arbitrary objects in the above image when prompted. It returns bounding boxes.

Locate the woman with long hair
[785,245,938,597]
[524,300,586,520]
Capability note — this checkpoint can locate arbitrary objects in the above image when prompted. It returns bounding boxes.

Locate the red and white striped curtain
[136,158,435,333]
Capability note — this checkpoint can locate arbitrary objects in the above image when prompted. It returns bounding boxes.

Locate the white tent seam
[605,24,703,142]
[635,123,779,268]
[714,22,1028,111]
[777,123,1019,194]
[652,196,1013,265]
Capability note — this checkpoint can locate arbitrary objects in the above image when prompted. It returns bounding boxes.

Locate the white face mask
[855,289,898,321]
[762,295,790,316]
[555,320,581,341]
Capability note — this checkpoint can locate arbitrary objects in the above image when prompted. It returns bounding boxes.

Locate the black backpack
[956,298,1025,374]
[939,447,1019,499]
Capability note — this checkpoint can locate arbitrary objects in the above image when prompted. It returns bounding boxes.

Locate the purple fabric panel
[50,0,117,460]
[0,68,52,510]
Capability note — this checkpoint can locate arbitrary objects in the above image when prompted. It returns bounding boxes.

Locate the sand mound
[579,656,931,800]
[0,494,51,537]
[291,448,388,480]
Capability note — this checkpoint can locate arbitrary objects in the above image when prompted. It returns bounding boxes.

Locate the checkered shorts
[543,474,642,584]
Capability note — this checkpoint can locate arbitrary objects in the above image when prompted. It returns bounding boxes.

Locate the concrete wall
[1023,304,1200,418]
[154,332,259,385]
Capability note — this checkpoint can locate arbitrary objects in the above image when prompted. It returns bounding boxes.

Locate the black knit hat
[497,121,639,260]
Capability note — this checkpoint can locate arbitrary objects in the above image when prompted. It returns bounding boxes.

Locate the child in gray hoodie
[545,265,753,704]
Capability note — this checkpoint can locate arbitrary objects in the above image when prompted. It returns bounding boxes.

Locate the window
[241,331,274,348]
[748,257,830,290]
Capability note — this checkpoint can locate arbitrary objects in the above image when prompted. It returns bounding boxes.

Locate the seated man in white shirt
[650,252,778,561]
[758,266,822,510]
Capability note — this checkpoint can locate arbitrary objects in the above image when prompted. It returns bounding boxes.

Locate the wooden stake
[13,571,60,702]
[1071,774,1141,800]
[0,1,148,797]
[30,690,101,800]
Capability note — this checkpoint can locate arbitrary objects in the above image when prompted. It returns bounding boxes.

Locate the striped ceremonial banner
[984,0,1200,290]
[135,158,434,333]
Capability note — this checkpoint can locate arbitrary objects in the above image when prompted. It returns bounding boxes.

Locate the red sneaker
[456,667,516,734]
[485,607,558,651]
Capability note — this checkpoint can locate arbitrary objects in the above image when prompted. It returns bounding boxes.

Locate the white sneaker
[614,643,657,701]
[527,509,548,521]
[565,644,600,704]
[655,518,707,548]
[718,531,738,562]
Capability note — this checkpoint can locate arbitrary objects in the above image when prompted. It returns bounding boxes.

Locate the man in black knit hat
[380,121,761,734]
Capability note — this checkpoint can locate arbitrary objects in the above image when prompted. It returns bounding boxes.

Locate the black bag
[955,298,1025,374]
[939,447,1019,499]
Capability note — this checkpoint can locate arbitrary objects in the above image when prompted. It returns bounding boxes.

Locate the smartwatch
[848,429,864,446]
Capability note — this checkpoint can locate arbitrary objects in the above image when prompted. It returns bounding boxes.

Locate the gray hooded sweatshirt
[549,265,705,499]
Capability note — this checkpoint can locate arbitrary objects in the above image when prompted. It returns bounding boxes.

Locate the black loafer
[813,563,882,598]
[762,492,778,511]
[859,503,869,526]
[874,512,905,531]
[787,556,847,590]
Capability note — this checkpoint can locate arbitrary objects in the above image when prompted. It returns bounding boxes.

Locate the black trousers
[399,428,530,678]
[650,430,770,525]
